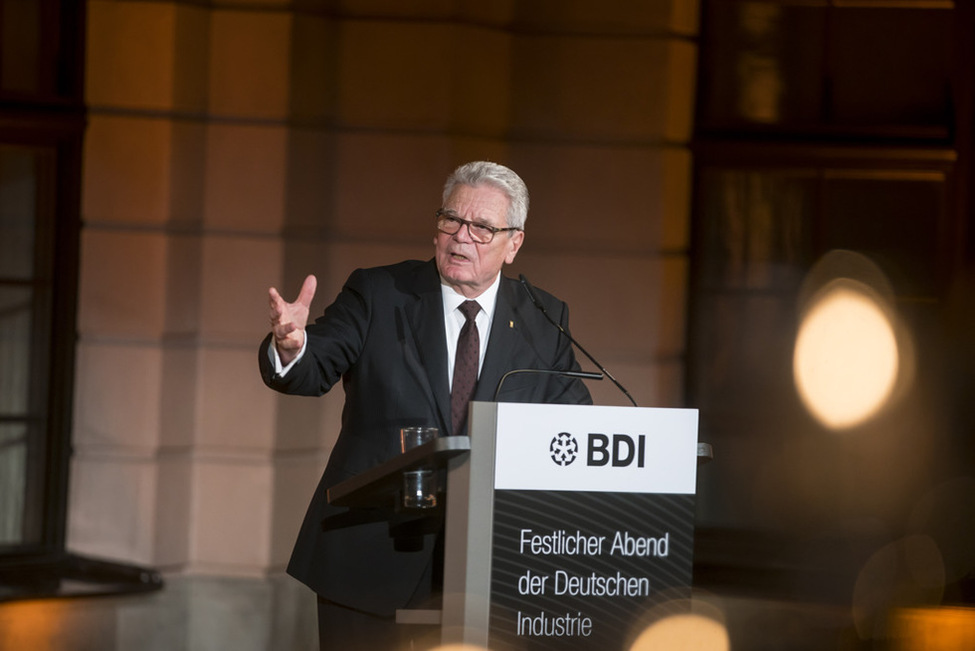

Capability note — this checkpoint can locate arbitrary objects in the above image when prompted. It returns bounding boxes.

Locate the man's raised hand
[269,274,317,366]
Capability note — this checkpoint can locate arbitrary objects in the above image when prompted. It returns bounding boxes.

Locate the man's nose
[452,221,475,243]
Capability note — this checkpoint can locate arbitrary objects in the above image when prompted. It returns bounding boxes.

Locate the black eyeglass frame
[435,208,522,244]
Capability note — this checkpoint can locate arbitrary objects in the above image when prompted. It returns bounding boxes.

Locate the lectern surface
[326,436,471,508]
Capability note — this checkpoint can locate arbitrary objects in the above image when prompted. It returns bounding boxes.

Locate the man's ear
[504,231,525,265]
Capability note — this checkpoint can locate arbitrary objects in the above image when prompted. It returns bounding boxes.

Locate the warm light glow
[853,535,945,640]
[428,645,490,651]
[794,281,899,429]
[0,600,67,651]
[629,613,730,651]
[891,606,975,651]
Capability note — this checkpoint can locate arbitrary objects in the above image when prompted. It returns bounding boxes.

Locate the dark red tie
[451,300,481,435]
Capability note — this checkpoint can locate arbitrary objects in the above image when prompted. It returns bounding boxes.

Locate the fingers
[296,274,317,309]
[269,276,316,309]
[272,321,296,338]
[269,286,283,305]
[268,286,284,315]
[268,275,316,334]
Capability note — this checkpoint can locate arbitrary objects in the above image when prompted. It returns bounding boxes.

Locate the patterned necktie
[451,300,481,435]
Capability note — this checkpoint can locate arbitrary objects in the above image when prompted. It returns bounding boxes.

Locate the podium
[327,401,701,650]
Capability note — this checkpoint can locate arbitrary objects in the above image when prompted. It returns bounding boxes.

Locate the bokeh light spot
[629,613,730,651]
[794,279,899,429]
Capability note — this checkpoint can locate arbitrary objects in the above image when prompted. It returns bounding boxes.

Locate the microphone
[494,368,604,402]
[519,274,638,407]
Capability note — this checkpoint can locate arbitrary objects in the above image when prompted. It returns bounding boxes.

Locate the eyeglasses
[436,209,521,244]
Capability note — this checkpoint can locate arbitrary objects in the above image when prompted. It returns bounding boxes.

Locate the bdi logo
[549,433,647,468]
[549,432,579,466]
[588,433,646,467]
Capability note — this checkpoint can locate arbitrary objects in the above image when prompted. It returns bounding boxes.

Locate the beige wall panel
[507,144,677,254]
[338,0,515,25]
[455,0,516,24]
[288,14,338,123]
[196,347,275,450]
[83,115,172,226]
[86,0,176,109]
[208,10,291,119]
[159,346,200,449]
[78,230,168,339]
[321,241,437,298]
[671,0,701,36]
[447,26,512,137]
[283,128,335,233]
[163,233,204,336]
[276,238,333,301]
[329,132,454,240]
[190,459,272,571]
[204,124,287,233]
[68,456,158,565]
[663,39,699,142]
[336,21,453,129]
[171,4,212,113]
[154,453,193,566]
[73,342,163,450]
[514,0,694,34]
[168,121,208,227]
[212,0,292,6]
[512,253,687,359]
[199,236,282,341]
[587,359,685,409]
[448,138,511,169]
[512,35,671,141]
[336,0,451,18]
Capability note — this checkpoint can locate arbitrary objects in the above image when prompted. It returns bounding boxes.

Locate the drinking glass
[400,427,439,509]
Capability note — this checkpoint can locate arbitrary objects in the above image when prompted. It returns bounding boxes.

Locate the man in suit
[259,161,592,649]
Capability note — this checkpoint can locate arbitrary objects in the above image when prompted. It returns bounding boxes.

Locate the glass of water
[399,427,439,509]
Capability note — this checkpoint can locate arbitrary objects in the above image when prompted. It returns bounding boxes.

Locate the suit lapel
[476,276,526,403]
[405,261,451,432]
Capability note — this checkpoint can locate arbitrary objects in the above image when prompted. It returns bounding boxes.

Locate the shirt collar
[440,273,501,319]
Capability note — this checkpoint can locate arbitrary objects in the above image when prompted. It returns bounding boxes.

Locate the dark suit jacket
[258,259,592,615]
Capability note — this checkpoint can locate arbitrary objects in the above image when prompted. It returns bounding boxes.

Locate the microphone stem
[494,368,603,402]
[519,275,638,407]
[561,328,638,408]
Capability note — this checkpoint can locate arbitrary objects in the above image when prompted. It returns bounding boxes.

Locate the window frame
[0,0,161,600]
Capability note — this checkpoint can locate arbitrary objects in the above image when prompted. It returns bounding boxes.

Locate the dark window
[697,1,955,140]
[0,143,58,551]
[0,0,85,561]
[0,0,160,600]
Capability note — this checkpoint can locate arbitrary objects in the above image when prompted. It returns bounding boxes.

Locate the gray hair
[442,161,529,230]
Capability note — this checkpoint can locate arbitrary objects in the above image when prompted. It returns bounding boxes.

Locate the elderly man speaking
[259,161,592,649]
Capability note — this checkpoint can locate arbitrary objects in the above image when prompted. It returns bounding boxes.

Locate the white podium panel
[442,402,699,651]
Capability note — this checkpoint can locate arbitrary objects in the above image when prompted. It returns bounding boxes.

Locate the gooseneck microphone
[493,368,604,402]
[519,274,638,407]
